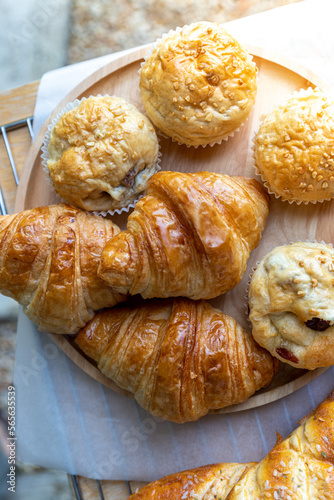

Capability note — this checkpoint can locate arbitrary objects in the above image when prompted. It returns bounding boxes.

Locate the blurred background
[0,0,302,91]
[0,0,301,498]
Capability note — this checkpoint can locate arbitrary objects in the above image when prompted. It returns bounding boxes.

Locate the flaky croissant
[130,390,334,499]
[98,171,269,300]
[75,297,278,423]
[0,204,125,334]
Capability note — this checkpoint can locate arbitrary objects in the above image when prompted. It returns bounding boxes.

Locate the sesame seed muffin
[139,21,257,147]
[46,96,159,212]
[248,241,334,370]
[254,88,334,203]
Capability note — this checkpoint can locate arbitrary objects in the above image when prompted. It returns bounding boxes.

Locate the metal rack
[0,117,133,499]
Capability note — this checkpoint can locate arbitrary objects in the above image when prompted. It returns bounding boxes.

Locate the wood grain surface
[0,81,38,214]
[0,81,38,127]
[15,44,332,415]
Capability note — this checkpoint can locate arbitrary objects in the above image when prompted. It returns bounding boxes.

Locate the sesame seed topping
[322,181,329,189]
[316,444,322,452]
[297,291,306,297]
[173,82,180,91]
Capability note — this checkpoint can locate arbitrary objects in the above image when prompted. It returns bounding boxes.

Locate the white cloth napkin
[15,0,334,481]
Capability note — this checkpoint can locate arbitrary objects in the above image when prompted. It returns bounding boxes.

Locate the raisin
[122,167,137,188]
[305,317,331,331]
[276,348,299,364]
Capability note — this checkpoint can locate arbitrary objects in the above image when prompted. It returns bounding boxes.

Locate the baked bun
[248,241,334,369]
[254,87,334,203]
[139,21,257,147]
[47,96,159,212]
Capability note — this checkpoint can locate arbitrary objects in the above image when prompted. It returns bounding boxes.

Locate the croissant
[0,204,125,334]
[129,390,334,499]
[75,297,278,423]
[98,171,269,300]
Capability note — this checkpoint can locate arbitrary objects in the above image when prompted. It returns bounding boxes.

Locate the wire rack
[0,117,133,500]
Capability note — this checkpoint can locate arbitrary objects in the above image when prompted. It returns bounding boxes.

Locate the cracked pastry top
[47,96,159,212]
[254,88,334,203]
[248,241,334,370]
[139,21,257,147]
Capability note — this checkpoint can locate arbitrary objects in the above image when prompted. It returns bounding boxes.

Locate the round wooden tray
[16,44,332,413]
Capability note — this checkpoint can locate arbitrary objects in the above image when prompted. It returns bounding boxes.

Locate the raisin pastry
[140,21,257,147]
[254,88,334,203]
[248,241,334,369]
[47,96,159,212]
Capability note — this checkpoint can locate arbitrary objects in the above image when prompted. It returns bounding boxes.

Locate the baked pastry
[129,463,256,499]
[75,297,278,423]
[139,21,257,147]
[0,204,125,334]
[47,96,159,212]
[248,241,334,369]
[98,171,269,300]
[254,87,334,203]
[129,390,334,499]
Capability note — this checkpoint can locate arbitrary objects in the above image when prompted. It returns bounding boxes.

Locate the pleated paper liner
[138,22,258,148]
[251,87,334,205]
[41,94,161,217]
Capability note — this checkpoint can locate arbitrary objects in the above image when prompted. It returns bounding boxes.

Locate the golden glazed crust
[0,204,125,334]
[248,242,334,369]
[129,392,334,499]
[47,96,159,211]
[98,171,269,300]
[75,298,278,423]
[140,22,257,147]
[129,463,256,500]
[254,88,334,203]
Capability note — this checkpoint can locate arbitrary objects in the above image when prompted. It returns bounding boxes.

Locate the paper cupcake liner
[251,87,334,205]
[138,22,257,148]
[41,94,161,217]
[244,239,334,324]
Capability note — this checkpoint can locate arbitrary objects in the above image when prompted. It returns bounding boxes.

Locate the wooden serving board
[16,44,332,413]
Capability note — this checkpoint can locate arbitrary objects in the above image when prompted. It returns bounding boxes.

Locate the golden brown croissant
[0,204,125,334]
[75,297,278,423]
[129,390,334,499]
[98,171,269,300]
